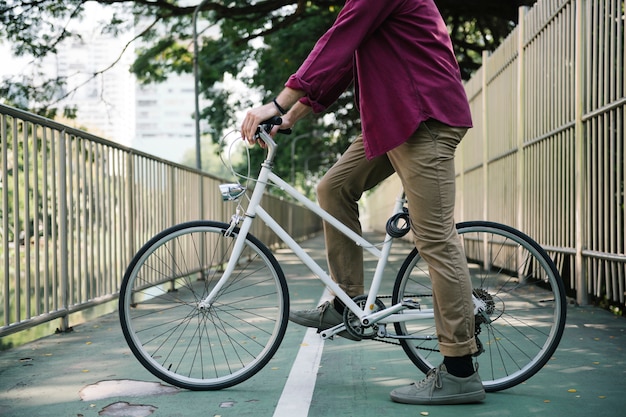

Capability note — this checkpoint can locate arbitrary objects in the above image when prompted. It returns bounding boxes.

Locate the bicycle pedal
[401,299,421,310]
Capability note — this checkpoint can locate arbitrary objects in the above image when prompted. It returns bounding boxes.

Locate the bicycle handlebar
[256,116,292,136]
[255,116,292,162]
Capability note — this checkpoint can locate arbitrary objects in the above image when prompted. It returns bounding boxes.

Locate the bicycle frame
[200,129,435,339]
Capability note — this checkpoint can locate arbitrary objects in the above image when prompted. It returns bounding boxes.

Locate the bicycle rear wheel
[392,221,566,392]
[119,220,289,390]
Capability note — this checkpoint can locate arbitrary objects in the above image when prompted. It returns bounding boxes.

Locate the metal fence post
[574,0,588,305]
[481,50,490,221]
[125,152,135,277]
[517,6,527,235]
[58,130,70,331]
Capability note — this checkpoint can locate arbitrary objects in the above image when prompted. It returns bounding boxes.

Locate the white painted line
[273,292,331,417]
[272,327,325,417]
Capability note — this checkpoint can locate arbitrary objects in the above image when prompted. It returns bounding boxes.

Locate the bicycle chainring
[343,295,387,340]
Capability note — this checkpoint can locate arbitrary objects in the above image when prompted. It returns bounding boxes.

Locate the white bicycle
[119,118,567,392]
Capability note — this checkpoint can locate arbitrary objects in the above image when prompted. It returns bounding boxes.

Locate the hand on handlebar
[241,103,293,147]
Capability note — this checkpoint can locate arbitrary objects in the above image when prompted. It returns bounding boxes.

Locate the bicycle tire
[392,221,566,392]
[119,220,289,390]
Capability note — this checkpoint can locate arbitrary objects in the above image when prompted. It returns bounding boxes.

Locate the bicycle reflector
[386,207,411,238]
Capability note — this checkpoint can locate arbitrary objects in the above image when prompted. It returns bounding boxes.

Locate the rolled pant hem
[438,337,478,357]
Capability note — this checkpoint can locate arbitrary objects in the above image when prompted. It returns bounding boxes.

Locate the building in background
[55,34,136,148]
[133,74,196,163]
[51,16,196,163]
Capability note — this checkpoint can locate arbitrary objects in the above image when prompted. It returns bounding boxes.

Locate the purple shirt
[285,0,472,159]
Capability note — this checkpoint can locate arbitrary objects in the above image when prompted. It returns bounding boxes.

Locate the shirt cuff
[286,75,327,113]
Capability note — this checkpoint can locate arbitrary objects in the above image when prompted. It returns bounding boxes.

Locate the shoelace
[316,301,332,328]
[412,365,443,392]
[295,301,333,328]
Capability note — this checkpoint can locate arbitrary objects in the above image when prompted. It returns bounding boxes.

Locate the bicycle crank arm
[319,323,347,340]
[360,299,425,326]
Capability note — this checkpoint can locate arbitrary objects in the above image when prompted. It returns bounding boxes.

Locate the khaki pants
[316,120,477,357]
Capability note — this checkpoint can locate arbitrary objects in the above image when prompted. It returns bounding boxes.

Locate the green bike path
[0,233,624,417]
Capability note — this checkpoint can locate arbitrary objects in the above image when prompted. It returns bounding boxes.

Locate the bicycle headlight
[219,183,247,201]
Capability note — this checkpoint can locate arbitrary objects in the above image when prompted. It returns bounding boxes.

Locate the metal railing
[365,0,625,308]
[0,103,322,339]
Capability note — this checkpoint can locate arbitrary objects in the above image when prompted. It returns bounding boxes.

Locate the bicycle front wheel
[119,220,289,390]
[392,221,566,392]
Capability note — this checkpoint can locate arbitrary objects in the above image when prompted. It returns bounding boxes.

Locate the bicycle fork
[198,159,274,310]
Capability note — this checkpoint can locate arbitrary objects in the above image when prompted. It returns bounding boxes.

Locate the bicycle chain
[361,294,483,354]
[359,294,441,352]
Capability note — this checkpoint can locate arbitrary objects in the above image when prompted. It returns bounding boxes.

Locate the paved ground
[0,233,624,417]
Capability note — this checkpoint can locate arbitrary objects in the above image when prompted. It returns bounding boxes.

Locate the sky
[0,44,30,79]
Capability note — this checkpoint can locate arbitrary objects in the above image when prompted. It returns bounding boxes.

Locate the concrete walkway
[0,233,624,417]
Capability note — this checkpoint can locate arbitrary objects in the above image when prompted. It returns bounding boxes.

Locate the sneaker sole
[288,313,336,329]
[390,390,486,405]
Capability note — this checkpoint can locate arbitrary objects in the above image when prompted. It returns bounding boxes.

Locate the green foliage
[131,37,193,83]
[0,0,536,192]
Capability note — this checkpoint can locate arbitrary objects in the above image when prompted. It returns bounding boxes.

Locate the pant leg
[386,120,477,358]
[317,135,396,298]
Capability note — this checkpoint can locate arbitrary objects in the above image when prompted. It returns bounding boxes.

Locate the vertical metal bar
[88,140,95,299]
[574,0,587,305]
[50,128,58,312]
[33,124,41,316]
[23,121,31,319]
[12,117,20,323]
[68,134,75,307]
[169,165,177,290]
[2,114,10,327]
[97,143,104,295]
[103,147,109,295]
[517,6,527,235]
[106,148,113,294]
[608,0,618,303]
[482,50,489,222]
[113,150,120,292]
[616,0,622,302]
[77,136,84,303]
[126,152,135,269]
[58,130,70,331]
[42,126,50,313]
[137,158,144,256]
[600,0,610,301]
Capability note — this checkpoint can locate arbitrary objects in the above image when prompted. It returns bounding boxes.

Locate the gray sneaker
[289,301,360,341]
[390,364,486,405]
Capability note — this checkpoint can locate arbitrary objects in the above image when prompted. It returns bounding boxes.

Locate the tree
[0,0,536,193]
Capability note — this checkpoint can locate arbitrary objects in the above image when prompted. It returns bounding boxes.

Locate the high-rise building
[134,74,196,163]
[52,10,197,163]
[55,34,136,148]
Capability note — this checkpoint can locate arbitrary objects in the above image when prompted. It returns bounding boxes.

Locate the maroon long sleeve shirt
[285,0,472,159]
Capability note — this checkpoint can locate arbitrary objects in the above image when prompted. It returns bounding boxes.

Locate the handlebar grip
[258,117,292,135]
[264,116,283,126]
